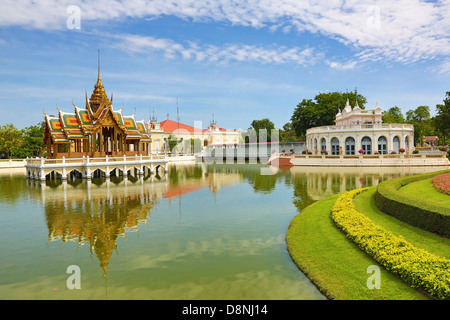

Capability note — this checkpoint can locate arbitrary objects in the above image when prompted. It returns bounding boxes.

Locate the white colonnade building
[306,99,414,155]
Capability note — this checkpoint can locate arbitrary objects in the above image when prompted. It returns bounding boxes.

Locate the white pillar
[105,155,110,178]
[61,156,67,180]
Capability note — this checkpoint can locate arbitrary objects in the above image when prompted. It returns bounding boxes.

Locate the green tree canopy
[406,106,435,145]
[0,123,24,158]
[382,106,405,123]
[249,118,276,142]
[280,122,300,141]
[291,90,367,137]
[433,92,450,145]
[15,122,45,158]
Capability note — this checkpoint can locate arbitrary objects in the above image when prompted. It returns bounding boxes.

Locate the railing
[0,159,27,168]
[290,153,447,160]
[306,123,414,134]
[26,153,168,166]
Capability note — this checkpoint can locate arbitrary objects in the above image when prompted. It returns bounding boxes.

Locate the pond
[0,162,441,300]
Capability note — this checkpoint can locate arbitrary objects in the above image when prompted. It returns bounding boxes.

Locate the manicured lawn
[397,177,450,208]
[354,187,450,260]
[286,194,429,300]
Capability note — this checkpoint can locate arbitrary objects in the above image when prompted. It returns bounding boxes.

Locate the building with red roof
[147,117,241,154]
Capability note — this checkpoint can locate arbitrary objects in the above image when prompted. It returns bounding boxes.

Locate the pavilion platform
[25,154,168,180]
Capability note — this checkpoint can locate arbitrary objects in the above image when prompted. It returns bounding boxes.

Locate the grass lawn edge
[286,192,429,300]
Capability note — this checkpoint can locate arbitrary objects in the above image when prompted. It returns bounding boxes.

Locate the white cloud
[1,0,449,66]
[326,60,357,70]
[110,33,322,66]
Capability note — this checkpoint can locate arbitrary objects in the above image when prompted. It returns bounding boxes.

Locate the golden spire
[98,49,101,81]
[88,49,109,114]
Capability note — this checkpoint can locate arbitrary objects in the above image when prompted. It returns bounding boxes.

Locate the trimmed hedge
[374,170,450,238]
[332,188,450,300]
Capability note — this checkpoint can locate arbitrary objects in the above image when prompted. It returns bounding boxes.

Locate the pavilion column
[113,127,117,153]
[99,130,103,154]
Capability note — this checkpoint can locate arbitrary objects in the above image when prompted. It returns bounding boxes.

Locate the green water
[0,162,440,300]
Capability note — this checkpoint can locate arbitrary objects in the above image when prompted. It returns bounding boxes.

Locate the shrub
[332,188,450,300]
[374,170,450,237]
[412,149,419,154]
[399,148,405,153]
[358,149,365,154]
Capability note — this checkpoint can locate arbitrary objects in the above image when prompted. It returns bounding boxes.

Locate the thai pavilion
[43,67,151,159]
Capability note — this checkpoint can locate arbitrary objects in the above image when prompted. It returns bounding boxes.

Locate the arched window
[393,136,400,153]
[361,136,372,155]
[345,137,355,155]
[378,136,387,154]
[321,138,326,152]
[405,136,409,151]
[331,137,340,155]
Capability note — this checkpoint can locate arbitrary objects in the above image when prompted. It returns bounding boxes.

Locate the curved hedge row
[374,170,450,238]
[332,188,450,300]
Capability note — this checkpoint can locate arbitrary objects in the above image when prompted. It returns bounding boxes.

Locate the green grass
[397,177,450,208]
[286,194,430,300]
[354,187,450,260]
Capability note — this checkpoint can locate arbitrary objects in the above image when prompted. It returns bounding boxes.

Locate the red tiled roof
[159,119,205,133]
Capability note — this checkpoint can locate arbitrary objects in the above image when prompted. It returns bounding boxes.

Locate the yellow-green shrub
[332,188,450,300]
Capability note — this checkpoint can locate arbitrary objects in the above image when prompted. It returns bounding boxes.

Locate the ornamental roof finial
[98,49,101,81]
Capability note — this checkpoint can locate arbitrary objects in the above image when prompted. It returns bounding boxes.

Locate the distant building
[147,118,241,154]
[305,99,414,155]
[422,136,439,147]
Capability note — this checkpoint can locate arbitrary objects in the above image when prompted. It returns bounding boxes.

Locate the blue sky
[0,0,449,130]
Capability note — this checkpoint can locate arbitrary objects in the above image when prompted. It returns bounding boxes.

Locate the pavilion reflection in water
[26,163,243,276]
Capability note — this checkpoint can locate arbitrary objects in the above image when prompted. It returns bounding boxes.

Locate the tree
[168,134,179,152]
[15,122,45,158]
[406,105,431,122]
[249,118,276,142]
[433,92,450,145]
[291,90,367,137]
[0,123,24,158]
[406,106,434,146]
[382,106,405,123]
[280,122,300,141]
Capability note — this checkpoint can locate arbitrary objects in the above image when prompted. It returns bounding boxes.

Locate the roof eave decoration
[44,114,71,143]
[85,91,94,119]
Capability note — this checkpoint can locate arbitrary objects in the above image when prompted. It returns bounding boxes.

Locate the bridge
[25,154,168,180]
[199,141,306,162]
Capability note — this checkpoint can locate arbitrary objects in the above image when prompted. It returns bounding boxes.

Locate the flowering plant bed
[432,173,450,195]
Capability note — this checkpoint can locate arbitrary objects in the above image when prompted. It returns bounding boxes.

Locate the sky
[0,0,449,131]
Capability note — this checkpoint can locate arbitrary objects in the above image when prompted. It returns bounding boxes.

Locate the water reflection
[24,163,448,277]
[2,163,448,299]
[25,164,243,277]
